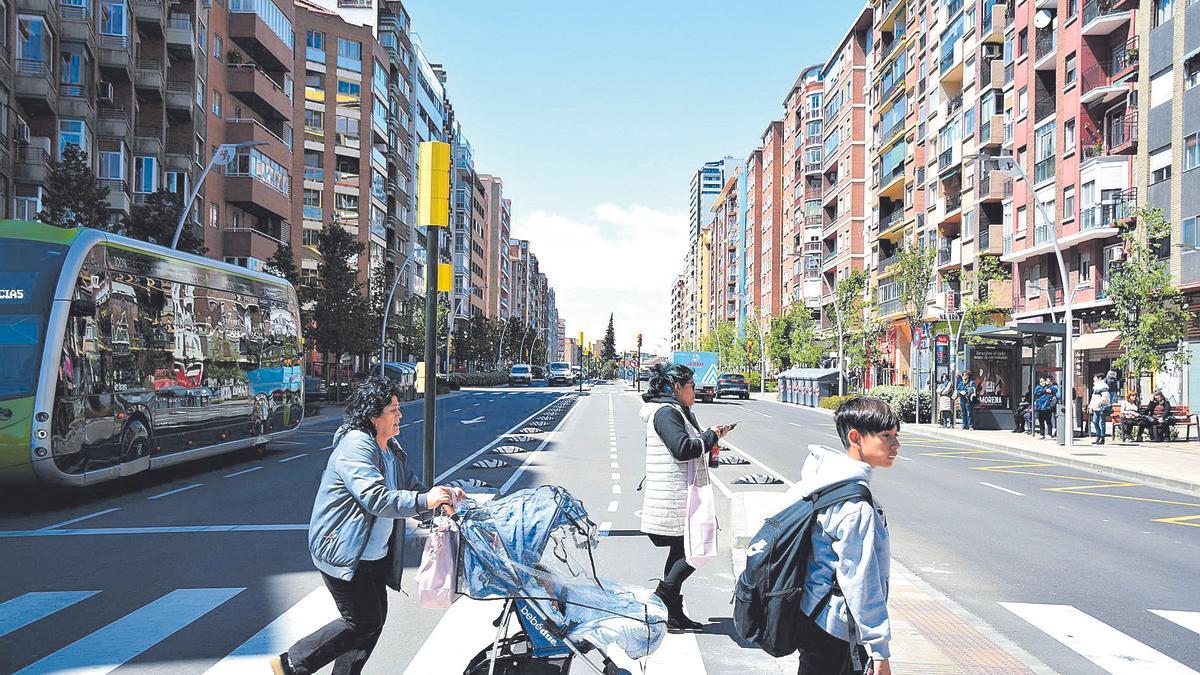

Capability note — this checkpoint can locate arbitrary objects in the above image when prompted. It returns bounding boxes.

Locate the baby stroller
[449,485,668,674]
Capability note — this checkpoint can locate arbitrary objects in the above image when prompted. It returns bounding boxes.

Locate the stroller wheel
[602,656,632,675]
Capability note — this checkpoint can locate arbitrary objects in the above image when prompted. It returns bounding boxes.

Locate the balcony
[878,253,899,272]
[878,208,904,235]
[981,3,1008,42]
[1080,51,1137,107]
[132,134,163,156]
[98,107,131,137]
[225,117,292,166]
[939,41,964,84]
[304,166,325,183]
[226,64,292,121]
[225,175,291,219]
[1034,93,1056,123]
[100,179,131,215]
[14,59,56,111]
[223,226,285,260]
[1080,189,1137,231]
[937,239,962,268]
[13,142,52,184]
[166,14,195,60]
[59,4,96,44]
[228,7,294,72]
[1033,221,1055,245]
[976,170,1012,202]
[878,0,904,31]
[59,81,94,119]
[1034,30,1057,70]
[938,148,959,174]
[132,0,165,34]
[98,35,134,81]
[165,81,193,114]
[134,58,165,97]
[164,153,191,172]
[1085,111,1137,157]
[945,93,963,118]
[980,58,1005,90]
[1082,0,1133,36]
[879,161,905,197]
[944,192,962,216]
[979,114,1005,146]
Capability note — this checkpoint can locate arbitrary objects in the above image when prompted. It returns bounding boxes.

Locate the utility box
[777,368,839,407]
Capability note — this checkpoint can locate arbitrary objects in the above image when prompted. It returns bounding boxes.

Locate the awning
[1073,330,1120,351]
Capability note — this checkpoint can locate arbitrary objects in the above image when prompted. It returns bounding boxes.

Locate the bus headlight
[35,429,48,440]
[34,447,49,458]
[36,412,49,422]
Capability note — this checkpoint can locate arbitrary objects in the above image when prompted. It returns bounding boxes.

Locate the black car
[717,372,749,400]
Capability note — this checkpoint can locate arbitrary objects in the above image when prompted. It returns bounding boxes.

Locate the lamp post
[171,141,269,249]
[967,154,1074,448]
[379,257,414,376]
[785,252,844,395]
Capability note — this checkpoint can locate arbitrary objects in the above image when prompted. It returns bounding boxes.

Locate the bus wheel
[122,421,151,463]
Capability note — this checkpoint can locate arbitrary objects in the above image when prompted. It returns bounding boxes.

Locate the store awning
[1073,330,1120,351]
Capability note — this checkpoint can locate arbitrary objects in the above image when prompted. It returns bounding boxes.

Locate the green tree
[121,188,206,253]
[396,295,426,361]
[895,241,936,401]
[1100,206,1190,381]
[38,144,110,230]
[835,270,883,393]
[787,306,824,369]
[602,313,617,361]
[308,223,372,375]
[264,241,311,342]
[960,255,1012,347]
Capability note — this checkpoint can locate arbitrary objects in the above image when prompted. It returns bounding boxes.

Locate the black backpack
[732,481,874,657]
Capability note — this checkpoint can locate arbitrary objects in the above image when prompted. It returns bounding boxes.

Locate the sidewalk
[748,392,1200,496]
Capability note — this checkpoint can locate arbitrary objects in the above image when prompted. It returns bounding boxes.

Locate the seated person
[1119,392,1149,442]
[1013,393,1032,433]
[1146,390,1172,442]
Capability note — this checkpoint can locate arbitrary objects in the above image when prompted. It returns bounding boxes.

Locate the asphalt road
[690,395,1200,675]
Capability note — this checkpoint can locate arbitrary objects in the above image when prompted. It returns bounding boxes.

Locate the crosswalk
[2,585,1198,673]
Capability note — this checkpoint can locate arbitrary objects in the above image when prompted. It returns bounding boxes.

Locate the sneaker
[270,653,294,675]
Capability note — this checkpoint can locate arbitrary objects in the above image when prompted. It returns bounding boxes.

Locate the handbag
[684,457,719,568]
[415,514,459,609]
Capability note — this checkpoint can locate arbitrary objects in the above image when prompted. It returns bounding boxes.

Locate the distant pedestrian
[1034,377,1060,440]
[937,374,955,428]
[272,376,463,675]
[1119,391,1149,442]
[956,371,977,430]
[1088,374,1111,444]
[1013,392,1032,433]
[1146,390,1172,442]
[1105,369,1120,404]
[784,397,898,675]
[639,362,731,630]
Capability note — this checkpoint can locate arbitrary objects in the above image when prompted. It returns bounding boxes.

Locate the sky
[404,1,864,355]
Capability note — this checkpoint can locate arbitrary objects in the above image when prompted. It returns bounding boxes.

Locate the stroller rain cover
[454,485,668,660]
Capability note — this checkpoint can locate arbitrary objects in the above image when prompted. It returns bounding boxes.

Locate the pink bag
[416,517,458,609]
[684,458,719,567]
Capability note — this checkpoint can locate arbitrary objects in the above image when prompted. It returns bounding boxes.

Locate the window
[1185,216,1200,249]
[1016,205,1027,237]
[212,90,221,117]
[197,20,206,52]
[18,15,49,62]
[305,29,325,63]
[1150,146,1173,183]
[1185,133,1200,171]
[336,79,361,109]
[1154,0,1174,26]
[195,77,204,107]
[1079,250,1092,283]
[134,156,157,193]
[164,170,188,199]
[1017,87,1028,118]
[1064,119,1076,154]
[58,120,88,159]
[226,149,291,195]
[303,188,321,207]
[1067,0,1077,18]
[99,150,124,180]
[99,0,127,37]
[304,109,324,131]
[1150,68,1174,107]
[207,202,218,229]
[1017,28,1027,57]
[60,45,84,96]
[228,0,294,50]
[337,38,361,71]
[1065,53,1076,86]
[1063,186,1075,220]
[213,34,223,60]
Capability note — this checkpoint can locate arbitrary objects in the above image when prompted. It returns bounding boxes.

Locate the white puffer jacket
[639,400,711,537]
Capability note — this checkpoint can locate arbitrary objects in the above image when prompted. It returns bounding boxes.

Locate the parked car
[547,361,574,386]
[717,372,750,400]
[303,376,327,401]
[531,364,546,380]
[509,363,532,387]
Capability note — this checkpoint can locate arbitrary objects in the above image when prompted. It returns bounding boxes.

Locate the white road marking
[498,396,587,494]
[608,501,619,512]
[146,483,203,501]
[204,587,338,675]
[897,455,912,461]
[789,422,803,427]
[403,597,510,675]
[0,591,99,638]
[747,409,770,417]
[278,453,307,463]
[1151,610,1200,637]
[612,485,622,494]
[16,588,243,675]
[461,416,486,425]
[999,602,1196,675]
[224,466,264,478]
[436,395,572,483]
[612,472,621,480]
[0,524,308,538]
[39,508,120,531]
[641,616,707,672]
[598,521,612,536]
[978,481,1025,496]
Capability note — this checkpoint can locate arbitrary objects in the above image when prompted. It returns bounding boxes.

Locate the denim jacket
[307,426,429,587]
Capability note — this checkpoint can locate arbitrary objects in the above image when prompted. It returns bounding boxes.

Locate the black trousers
[647,533,695,594]
[1037,410,1054,437]
[796,626,870,674]
[287,558,389,675]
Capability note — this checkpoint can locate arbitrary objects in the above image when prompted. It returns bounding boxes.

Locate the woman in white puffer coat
[639,363,731,630]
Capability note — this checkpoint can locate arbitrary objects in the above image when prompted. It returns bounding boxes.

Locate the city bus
[0,220,304,488]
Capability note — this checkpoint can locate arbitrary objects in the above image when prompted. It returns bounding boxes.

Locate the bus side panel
[0,396,38,486]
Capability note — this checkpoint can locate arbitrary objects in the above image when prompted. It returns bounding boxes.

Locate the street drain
[518,427,543,434]
[717,455,751,465]
[471,459,511,469]
[490,445,527,455]
[446,478,493,489]
[732,473,784,485]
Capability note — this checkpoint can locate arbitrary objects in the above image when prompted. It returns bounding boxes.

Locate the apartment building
[670,273,685,351]
[450,123,485,317]
[758,120,785,318]
[479,173,511,319]
[688,157,734,242]
[780,65,825,310]
[743,147,764,321]
[709,174,740,330]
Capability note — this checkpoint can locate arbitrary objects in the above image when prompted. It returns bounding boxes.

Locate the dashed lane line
[278,453,307,463]
[224,466,264,479]
[979,481,1025,496]
[147,484,203,501]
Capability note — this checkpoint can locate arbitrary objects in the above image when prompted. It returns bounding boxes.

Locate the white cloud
[510,203,686,355]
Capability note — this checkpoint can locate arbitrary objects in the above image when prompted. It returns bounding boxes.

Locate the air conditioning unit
[982,44,1002,60]
[1110,247,1125,262]
[98,81,113,102]
[15,124,30,143]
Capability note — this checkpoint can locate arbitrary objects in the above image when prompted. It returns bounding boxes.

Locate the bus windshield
[0,239,69,400]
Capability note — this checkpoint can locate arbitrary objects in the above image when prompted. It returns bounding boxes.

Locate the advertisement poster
[968,344,1014,410]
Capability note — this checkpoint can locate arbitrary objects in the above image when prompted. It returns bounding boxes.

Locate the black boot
[654,583,702,630]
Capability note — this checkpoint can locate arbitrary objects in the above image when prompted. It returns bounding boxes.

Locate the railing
[939,148,956,171]
[1111,36,1138,73]
[879,208,904,232]
[60,82,86,97]
[938,246,953,266]
[945,193,962,213]
[1034,156,1055,183]
[823,248,839,263]
[879,298,903,316]
[1083,0,1128,28]
[980,118,992,142]
[881,30,906,63]
[61,5,89,20]
[166,13,192,30]
[878,253,899,270]
[880,0,901,19]
[100,34,130,49]
[98,179,128,193]
[1035,30,1056,61]
[302,205,322,220]
[99,106,129,122]
[1004,62,1014,85]
[946,93,963,117]
[304,166,325,181]
[166,80,191,97]
[226,117,289,148]
[1003,234,1013,255]
[1034,222,1054,245]
[15,145,50,163]
[881,161,904,186]
[15,58,49,76]
[1034,93,1056,121]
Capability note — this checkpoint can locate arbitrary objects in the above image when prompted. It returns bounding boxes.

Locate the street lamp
[378,257,414,377]
[785,252,844,396]
[170,140,269,249]
[966,153,1075,448]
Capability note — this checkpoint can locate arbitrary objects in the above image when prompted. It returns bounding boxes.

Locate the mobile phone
[726,422,739,430]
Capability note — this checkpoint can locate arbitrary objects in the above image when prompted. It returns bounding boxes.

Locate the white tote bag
[684,458,719,567]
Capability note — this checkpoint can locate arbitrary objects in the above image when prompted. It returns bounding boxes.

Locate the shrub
[447,371,508,387]
[865,385,933,422]
[819,394,854,410]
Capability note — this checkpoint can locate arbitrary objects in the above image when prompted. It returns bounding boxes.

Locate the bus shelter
[777,368,839,407]
[964,323,1067,439]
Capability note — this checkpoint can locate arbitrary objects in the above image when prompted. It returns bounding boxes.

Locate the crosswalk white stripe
[999,602,1197,675]
[204,587,338,675]
[1151,610,1200,637]
[0,591,99,638]
[403,597,509,675]
[643,607,706,672]
[16,587,243,675]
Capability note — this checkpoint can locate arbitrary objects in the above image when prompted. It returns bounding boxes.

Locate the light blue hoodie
[783,445,891,660]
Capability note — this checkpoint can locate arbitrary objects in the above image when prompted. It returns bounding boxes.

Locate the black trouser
[1122,419,1147,442]
[796,626,870,674]
[647,533,695,594]
[1037,410,1054,437]
[287,558,389,675]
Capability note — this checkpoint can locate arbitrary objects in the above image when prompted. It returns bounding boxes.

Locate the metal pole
[380,260,412,376]
[170,156,219,249]
[422,231,440,488]
[496,319,508,368]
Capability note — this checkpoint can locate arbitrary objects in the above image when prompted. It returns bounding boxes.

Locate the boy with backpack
[734,397,898,675]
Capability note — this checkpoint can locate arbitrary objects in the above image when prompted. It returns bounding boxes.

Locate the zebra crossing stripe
[403,597,510,675]
[1151,610,1200,637]
[16,587,243,675]
[0,591,99,638]
[204,587,338,674]
[999,602,1196,675]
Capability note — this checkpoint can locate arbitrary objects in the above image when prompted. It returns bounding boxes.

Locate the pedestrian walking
[1119,391,1149,442]
[956,371,977,430]
[1034,377,1060,440]
[1105,369,1120,404]
[1088,374,1111,444]
[784,397,898,675]
[638,362,731,630]
[1146,390,1172,442]
[1013,392,1032,433]
[272,376,463,675]
[937,374,955,428]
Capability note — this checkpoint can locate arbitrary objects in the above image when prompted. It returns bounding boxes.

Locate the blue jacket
[1034,384,1060,411]
[955,379,976,403]
[307,426,429,587]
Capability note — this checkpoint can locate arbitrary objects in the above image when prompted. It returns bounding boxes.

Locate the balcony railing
[879,208,904,232]
[16,58,49,76]
[1083,0,1128,29]
[945,193,962,213]
[938,246,953,266]
[1080,189,1137,230]
[1004,62,1014,85]
[1034,222,1055,245]
[1034,93,1056,122]
[304,166,324,181]
[1034,156,1055,183]
[1035,31,1056,61]
[945,93,963,117]
[939,148,956,171]
[878,253,899,270]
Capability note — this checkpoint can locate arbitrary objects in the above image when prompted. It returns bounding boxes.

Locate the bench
[1107,403,1200,441]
